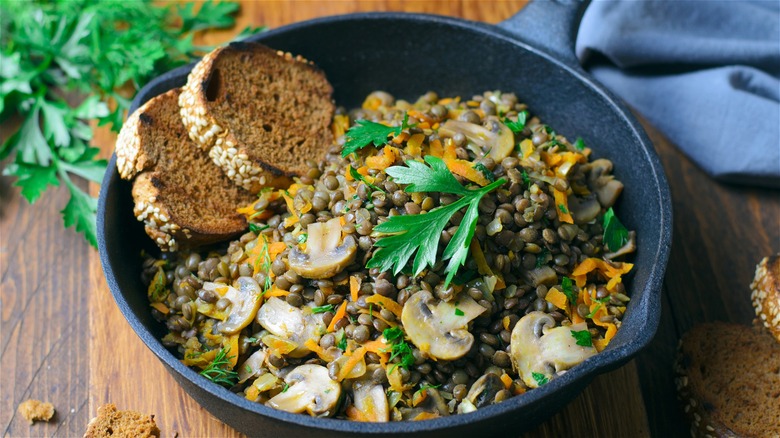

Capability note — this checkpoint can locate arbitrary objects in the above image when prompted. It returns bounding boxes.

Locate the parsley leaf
[61,176,99,247]
[3,162,60,204]
[603,207,629,252]
[532,372,549,386]
[336,334,347,351]
[571,330,593,347]
[341,113,409,157]
[560,277,577,305]
[367,156,505,288]
[503,110,528,134]
[521,168,531,189]
[297,233,308,244]
[574,137,586,151]
[454,308,465,316]
[383,327,415,372]
[473,163,496,182]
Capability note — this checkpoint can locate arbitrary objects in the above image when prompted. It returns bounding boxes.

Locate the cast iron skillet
[98,1,672,436]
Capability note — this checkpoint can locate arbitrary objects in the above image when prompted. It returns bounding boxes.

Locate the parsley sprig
[602,207,629,252]
[367,156,506,288]
[341,113,410,157]
[200,347,239,387]
[382,327,415,373]
[0,0,261,247]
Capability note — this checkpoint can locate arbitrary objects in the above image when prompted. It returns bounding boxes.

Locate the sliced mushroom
[214,277,263,334]
[525,266,558,287]
[401,290,486,360]
[604,230,636,260]
[238,349,267,383]
[567,194,601,224]
[255,297,325,358]
[351,365,389,422]
[464,373,505,408]
[510,312,597,388]
[586,158,624,208]
[438,118,515,161]
[266,364,341,416]
[288,217,357,279]
[399,387,449,420]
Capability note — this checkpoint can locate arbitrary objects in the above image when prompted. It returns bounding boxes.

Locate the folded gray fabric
[576,0,780,188]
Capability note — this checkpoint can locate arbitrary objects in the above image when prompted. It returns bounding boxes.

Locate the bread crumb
[83,404,160,438]
[18,399,55,424]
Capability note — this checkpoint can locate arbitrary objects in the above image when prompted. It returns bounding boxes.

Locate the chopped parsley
[336,333,347,351]
[535,248,550,268]
[383,327,415,372]
[297,233,308,244]
[557,203,569,214]
[571,329,593,347]
[603,207,629,252]
[503,110,528,134]
[248,223,268,234]
[473,162,496,182]
[574,137,586,151]
[521,168,531,188]
[367,156,506,288]
[454,308,465,316]
[349,165,385,193]
[281,382,290,393]
[311,304,334,314]
[532,372,549,386]
[560,277,577,305]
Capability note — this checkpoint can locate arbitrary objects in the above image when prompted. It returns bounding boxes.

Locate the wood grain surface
[1,1,777,437]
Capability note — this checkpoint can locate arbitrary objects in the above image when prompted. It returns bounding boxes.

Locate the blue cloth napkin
[576,0,780,188]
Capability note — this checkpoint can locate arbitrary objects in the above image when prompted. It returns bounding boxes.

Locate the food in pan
[134,72,636,419]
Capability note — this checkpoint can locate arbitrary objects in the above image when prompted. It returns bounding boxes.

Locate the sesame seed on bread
[115,88,256,251]
[179,41,334,193]
[751,255,780,343]
[83,404,159,438]
[674,322,780,437]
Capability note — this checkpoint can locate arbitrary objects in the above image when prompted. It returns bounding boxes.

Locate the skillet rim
[97,11,672,435]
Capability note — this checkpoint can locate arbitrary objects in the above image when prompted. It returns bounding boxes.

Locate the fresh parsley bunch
[0,0,262,247]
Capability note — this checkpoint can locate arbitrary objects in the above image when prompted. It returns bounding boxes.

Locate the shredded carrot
[337,346,367,381]
[346,405,369,422]
[362,339,390,367]
[443,158,490,186]
[544,287,569,312]
[150,302,169,315]
[226,334,240,367]
[408,109,434,125]
[245,384,260,402]
[264,286,290,298]
[363,95,384,111]
[519,139,534,159]
[553,189,574,224]
[364,294,403,320]
[571,258,633,289]
[443,138,457,159]
[412,390,428,407]
[366,146,397,170]
[500,373,513,390]
[304,338,335,362]
[327,301,348,332]
[591,307,618,352]
[392,131,410,144]
[406,133,425,156]
[429,138,444,157]
[350,276,360,303]
[412,412,440,421]
[182,348,217,367]
[332,114,350,138]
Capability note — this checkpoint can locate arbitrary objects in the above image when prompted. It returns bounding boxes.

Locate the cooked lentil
[143,90,636,422]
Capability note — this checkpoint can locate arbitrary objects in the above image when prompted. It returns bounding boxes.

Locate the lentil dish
[142,90,636,421]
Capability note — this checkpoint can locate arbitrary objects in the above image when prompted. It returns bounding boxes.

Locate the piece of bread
[17,399,55,424]
[751,255,780,343]
[83,403,159,438]
[674,322,780,437]
[179,41,334,193]
[116,88,256,251]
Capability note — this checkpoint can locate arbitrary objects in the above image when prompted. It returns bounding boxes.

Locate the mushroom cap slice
[288,217,357,279]
[238,349,267,383]
[266,364,341,416]
[216,276,263,334]
[438,118,514,161]
[255,297,325,358]
[351,367,389,422]
[465,373,505,408]
[401,290,486,360]
[510,311,597,388]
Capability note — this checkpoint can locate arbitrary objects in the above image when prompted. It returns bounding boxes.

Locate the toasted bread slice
[116,88,255,251]
[674,322,780,437]
[179,41,334,193]
[751,255,780,343]
[83,404,159,438]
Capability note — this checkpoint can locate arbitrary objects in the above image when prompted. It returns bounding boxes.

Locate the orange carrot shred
[327,301,348,332]
[364,294,403,319]
[350,276,360,303]
[500,373,513,390]
[443,158,490,186]
[553,189,574,224]
[544,287,569,312]
[337,346,367,381]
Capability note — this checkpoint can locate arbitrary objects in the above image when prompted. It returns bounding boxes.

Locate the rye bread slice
[115,88,255,251]
[179,41,334,193]
[751,255,780,343]
[674,322,780,437]
[83,404,159,438]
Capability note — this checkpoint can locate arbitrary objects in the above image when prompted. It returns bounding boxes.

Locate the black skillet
[98,1,672,436]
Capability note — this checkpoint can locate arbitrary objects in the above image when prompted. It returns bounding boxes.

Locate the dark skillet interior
[98,13,671,438]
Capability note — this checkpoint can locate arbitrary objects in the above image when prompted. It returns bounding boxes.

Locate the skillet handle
[498,0,589,69]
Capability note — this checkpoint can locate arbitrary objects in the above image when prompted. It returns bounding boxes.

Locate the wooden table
[2,1,778,436]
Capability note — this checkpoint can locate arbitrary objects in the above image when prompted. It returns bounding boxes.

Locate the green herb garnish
[147,266,169,303]
[367,156,506,288]
[571,329,593,347]
[535,248,550,268]
[603,207,629,252]
[248,223,268,234]
[532,372,549,386]
[560,277,577,305]
[558,203,569,214]
[503,110,528,134]
[473,163,496,182]
[1,0,260,247]
[297,233,308,244]
[382,327,415,373]
[200,347,239,387]
[574,137,586,151]
[341,112,409,157]
[311,304,334,314]
[281,382,290,393]
[349,166,385,193]
[336,334,347,351]
[454,308,465,316]
[521,169,531,189]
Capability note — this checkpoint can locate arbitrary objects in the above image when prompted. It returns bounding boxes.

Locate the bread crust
[83,404,159,438]
[115,89,254,251]
[751,255,780,343]
[179,42,333,193]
